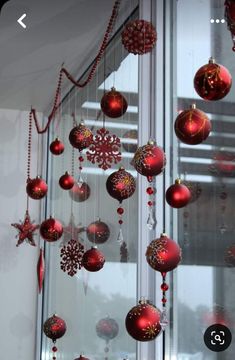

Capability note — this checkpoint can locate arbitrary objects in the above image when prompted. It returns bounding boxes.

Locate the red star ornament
[11,210,39,247]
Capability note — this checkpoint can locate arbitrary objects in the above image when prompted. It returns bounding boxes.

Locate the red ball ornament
[74,356,90,360]
[174,104,211,145]
[96,316,119,341]
[82,246,105,272]
[225,245,235,266]
[122,129,138,153]
[101,87,128,118]
[125,299,162,341]
[69,122,93,151]
[26,176,48,200]
[59,172,75,190]
[166,179,191,208]
[121,20,157,55]
[146,233,181,273]
[210,151,235,177]
[86,219,110,244]
[40,216,63,242]
[106,167,136,202]
[133,141,166,179]
[50,138,65,155]
[194,58,232,100]
[43,314,66,341]
[69,182,90,202]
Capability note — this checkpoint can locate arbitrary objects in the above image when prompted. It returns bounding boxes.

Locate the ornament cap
[147,138,155,146]
[91,245,98,249]
[36,175,41,179]
[65,171,70,175]
[175,178,181,185]
[209,57,215,64]
[111,86,116,91]
[119,166,125,171]
[161,232,168,237]
[190,103,196,110]
[139,297,148,305]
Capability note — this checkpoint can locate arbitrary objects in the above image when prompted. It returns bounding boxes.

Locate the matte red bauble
[121,20,157,55]
[26,176,48,200]
[101,87,128,118]
[174,104,211,145]
[50,138,65,155]
[166,179,191,208]
[122,129,138,153]
[43,314,66,341]
[69,182,91,202]
[82,246,105,272]
[133,141,166,179]
[106,167,136,202]
[69,122,93,151]
[146,233,181,273]
[125,299,162,341]
[59,172,75,190]
[96,316,119,341]
[194,58,232,100]
[86,219,110,244]
[40,217,63,242]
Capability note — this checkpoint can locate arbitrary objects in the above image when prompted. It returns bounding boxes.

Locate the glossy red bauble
[69,182,91,202]
[96,316,119,341]
[26,176,48,200]
[121,20,157,55]
[40,217,63,242]
[59,172,75,190]
[174,105,211,145]
[146,233,181,273]
[122,129,138,153]
[125,299,161,341]
[106,167,136,202]
[43,314,66,341]
[101,87,128,118]
[166,179,191,208]
[50,138,65,155]
[69,122,93,151]
[194,58,232,100]
[82,247,105,272]
[86,219,110,244]
[133,141,166,179]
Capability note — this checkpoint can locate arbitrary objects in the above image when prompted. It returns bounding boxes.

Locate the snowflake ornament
[60,238,85,276]
[86,127,122,170]
[11,210,39,247]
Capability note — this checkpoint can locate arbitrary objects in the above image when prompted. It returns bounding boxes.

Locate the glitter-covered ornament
[11,210,39,247]
[43,314,66,341]
[86,219,110,244]
[121,19,157,55]
[59,172,75,190]
[101,87,128,118]
[166,179,191,208]
[82,246,105,272]
[40,216,63,242]
[69,182,91,202]
[69,122,93,151]
[96,316,119,341]
[106,167,136,202]
[26,176,48,200]
[50,138,65,155]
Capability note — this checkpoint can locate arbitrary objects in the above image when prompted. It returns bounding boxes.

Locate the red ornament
[40,216,63,242]
[174,104,211,145]
[225,245,235,266]
[69,122,93,151]
[43,314,66,341]
[225,0,235,49]
[125,299,162,341]
[210,151,235,177]
[37,248,45,293]
[96,317,119,341]
[82,246,105,272]
[50,138,65,155]
[194,58,232,100]
[60,239,85,276]
[121,20,157,55]
[146,233,181,273]
[74,356,90,360]
[166,179,191,208]
[122,129,138,153]
[133,141,166,179]
[101,87,128,118]
[11,210,39,247]
[86,127,122,170]
[69,182,91,202]
[86,219,110,244]
[106,167,136,202]
[26,176,48,200]
[59,172,75,190]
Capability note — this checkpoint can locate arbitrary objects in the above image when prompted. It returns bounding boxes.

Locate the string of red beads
[161,272,168,307]
[27,112,33,180]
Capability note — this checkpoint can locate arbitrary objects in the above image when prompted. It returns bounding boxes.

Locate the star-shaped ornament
[11,210,39,247]
[60,214,86,247]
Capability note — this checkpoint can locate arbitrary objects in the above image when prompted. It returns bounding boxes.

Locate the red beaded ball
[69,123,93,151]
[125,299,162,341]
[86,220,110,244]
[194,58,232,101]
[50,138,65,155]
[43,314,66,341]
[121,20,157,55]
[166,179,191,208]
[96,317,119,341]
[106,167,136,202]
[26,177,48,200]
[101,87,128,118]
[40,217,63,242]
[146,233,181,273]
[59,172,75,190]
[69,182,90,202]
[82,247,105,272]
[174,105,211,145]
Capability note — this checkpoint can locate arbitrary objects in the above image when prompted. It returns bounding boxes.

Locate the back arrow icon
[17,13,27,29]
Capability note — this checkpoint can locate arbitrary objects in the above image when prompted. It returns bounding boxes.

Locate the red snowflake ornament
[60,239,85,276]
[86,127,122,170]
[11,210,39,247]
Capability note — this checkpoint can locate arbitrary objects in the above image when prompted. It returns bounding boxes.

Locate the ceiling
[0,0,135,112]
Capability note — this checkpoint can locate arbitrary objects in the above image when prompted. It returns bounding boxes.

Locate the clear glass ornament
[117,227,124,243]
[160,309,168,330]
[147,207,155,230]
[77,174,84,188]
